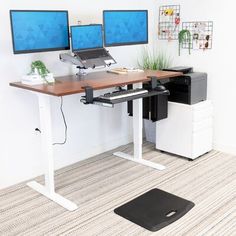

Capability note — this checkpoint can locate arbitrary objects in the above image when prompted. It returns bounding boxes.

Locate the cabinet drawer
[193,118,212,132]
[192,128,213,159]
[192,102,213,122]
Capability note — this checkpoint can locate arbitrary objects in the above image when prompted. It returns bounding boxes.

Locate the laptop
[70,24,116,68]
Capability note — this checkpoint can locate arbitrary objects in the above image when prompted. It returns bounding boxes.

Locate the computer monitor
[10,10,70,54]
[71,24,103,52]
[103,10,148,47]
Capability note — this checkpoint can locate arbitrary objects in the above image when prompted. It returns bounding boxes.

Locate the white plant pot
[21,73,55,85]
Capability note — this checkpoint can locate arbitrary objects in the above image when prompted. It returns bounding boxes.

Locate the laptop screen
[71,24,103,51]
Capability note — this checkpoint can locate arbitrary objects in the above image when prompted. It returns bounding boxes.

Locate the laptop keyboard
[77,49,109,60]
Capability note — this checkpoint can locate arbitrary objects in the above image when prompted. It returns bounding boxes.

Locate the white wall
[0,0,156,189]
[155,0,236,155]
[1,0,235,189]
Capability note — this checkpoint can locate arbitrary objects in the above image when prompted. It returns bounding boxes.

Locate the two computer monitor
[10,10,148,54]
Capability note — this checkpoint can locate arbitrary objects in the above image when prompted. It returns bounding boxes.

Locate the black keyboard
[99,89,148,101]
[77,49,109,60]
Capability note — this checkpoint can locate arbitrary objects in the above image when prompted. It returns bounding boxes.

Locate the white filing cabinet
[156,101,213,160]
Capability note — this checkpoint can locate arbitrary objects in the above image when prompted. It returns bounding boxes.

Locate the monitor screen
[71,24,103,52]
[10,10,70,54]
[103,10,148,47]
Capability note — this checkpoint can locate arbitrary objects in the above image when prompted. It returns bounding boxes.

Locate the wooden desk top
[10,70,182,97]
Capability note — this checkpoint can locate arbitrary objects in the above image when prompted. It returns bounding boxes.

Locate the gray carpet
[0,142,235,236]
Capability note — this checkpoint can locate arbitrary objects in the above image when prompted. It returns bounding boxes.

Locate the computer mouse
[155,85,166,91]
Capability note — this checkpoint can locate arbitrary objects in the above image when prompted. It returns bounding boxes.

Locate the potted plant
[178,29,191,56]
[29,60,54,84]
[138,47,172,70]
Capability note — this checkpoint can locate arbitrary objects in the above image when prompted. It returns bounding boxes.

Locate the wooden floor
[0,142,236,236]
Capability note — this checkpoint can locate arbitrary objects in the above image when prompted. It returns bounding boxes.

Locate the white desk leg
[114,83,166,171]
[27,94,78,211]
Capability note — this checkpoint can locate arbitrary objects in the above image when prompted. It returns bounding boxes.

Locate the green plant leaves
[138,48,172,70]
[31,60,50,77]
[30,60,50,84]
[178,29,191,56]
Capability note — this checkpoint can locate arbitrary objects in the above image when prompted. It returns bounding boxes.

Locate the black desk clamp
[149,77,168,92]
[80,86,94,104]
[151,77,158,89]
[149,76,162,89]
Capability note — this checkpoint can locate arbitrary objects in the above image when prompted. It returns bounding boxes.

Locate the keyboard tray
[93,90,170,105]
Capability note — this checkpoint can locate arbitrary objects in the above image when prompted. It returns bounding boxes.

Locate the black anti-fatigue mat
[114,188,195,232]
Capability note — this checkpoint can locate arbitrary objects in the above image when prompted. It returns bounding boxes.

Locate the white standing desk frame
[27,93,78,211]
[113,83,166,171]
[27,82,165,211]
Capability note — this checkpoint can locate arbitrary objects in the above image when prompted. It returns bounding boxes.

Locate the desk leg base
[27,181,78,211]
[113,152,166,171]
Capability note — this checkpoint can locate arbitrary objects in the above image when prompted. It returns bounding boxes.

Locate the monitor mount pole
[76,66,87,77]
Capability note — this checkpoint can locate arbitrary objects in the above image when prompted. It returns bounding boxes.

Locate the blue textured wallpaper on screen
[11,11,70,52]
[71,25,103,51]
[104,11,148,46]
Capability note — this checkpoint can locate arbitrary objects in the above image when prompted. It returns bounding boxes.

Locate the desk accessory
[107,68,144,75]
[80,78,170,108]
[123,68,144,72]
[22,60,55,85]
[68,24,116,73]
[107,68,128,75]
[128,77,169,122]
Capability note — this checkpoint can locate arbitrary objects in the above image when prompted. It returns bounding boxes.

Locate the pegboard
[182,21,213,50]
[158,5,181,40]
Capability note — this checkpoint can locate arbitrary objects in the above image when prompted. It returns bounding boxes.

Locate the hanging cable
[53,97,68,145]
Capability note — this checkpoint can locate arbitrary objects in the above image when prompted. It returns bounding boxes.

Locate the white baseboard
[213,142,236,156]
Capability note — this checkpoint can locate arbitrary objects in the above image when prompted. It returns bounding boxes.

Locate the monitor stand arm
[76,66,87,77]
